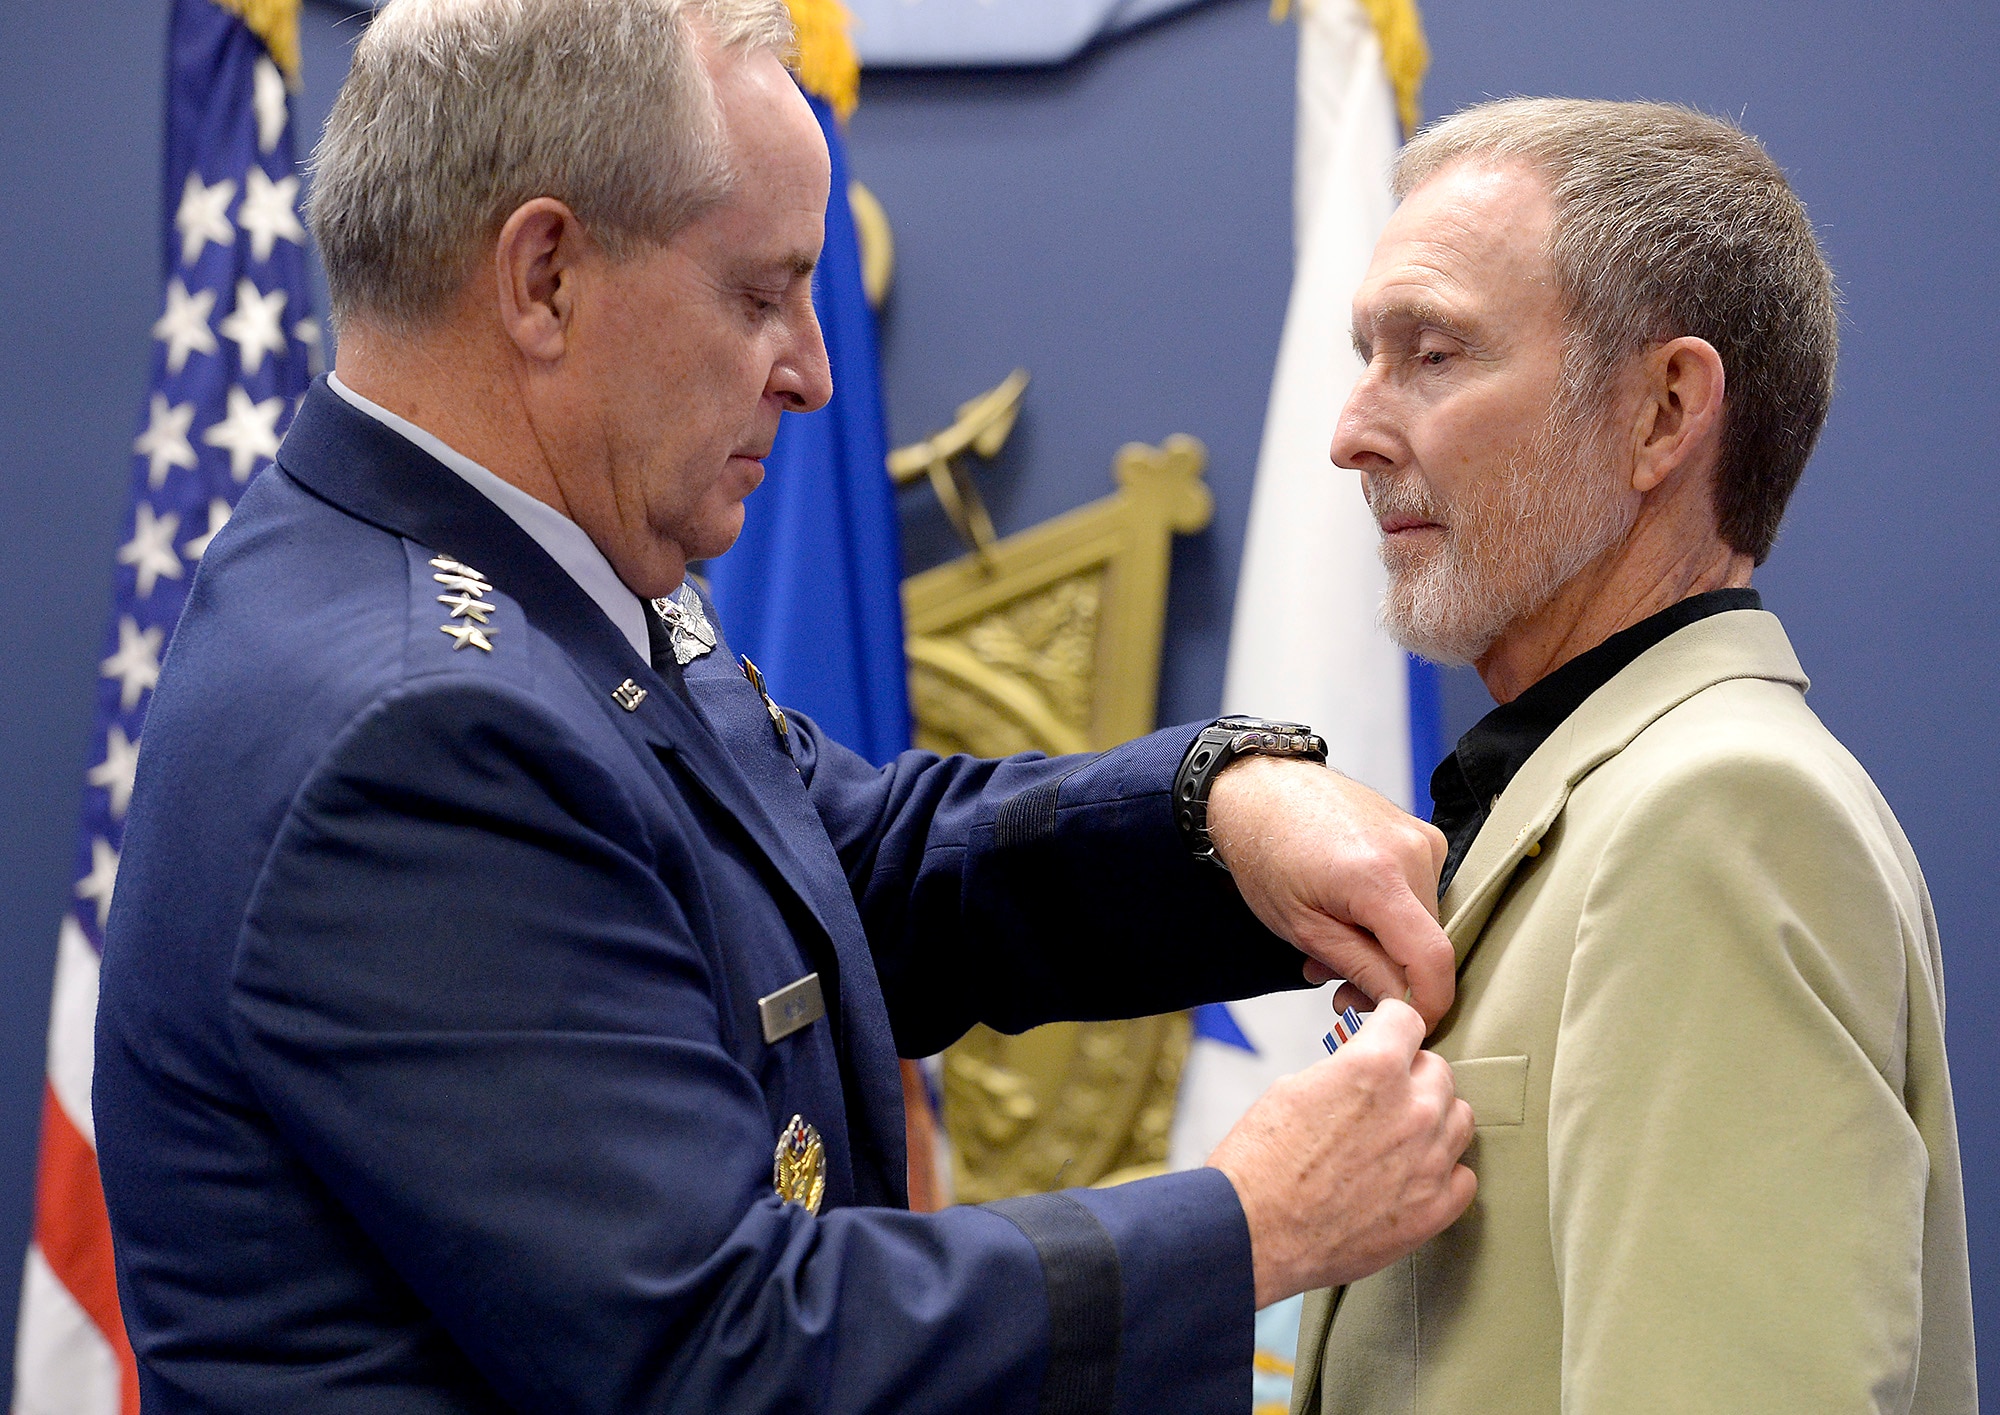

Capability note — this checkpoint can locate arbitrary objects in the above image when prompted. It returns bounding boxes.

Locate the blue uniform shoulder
[111,466,552,1016]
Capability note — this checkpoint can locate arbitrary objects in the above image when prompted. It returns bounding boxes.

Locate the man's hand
[1207,999,1475,1306]
[1206,755,1455,1026]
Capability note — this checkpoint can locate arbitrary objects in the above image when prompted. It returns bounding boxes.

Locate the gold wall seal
[902,433,1212,1201]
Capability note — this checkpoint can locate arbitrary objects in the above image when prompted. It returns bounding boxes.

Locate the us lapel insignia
[432,555,495,652]
[773,1114,826,1214]
[611,678,647,712]
[649,584,717,666]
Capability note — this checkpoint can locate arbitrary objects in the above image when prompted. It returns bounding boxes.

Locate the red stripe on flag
[31,1081,140,1415]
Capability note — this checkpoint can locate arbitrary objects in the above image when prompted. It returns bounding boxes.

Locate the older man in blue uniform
[93,0,1475,1410]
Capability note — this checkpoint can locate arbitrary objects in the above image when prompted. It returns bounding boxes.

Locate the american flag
[12,2,315,1409]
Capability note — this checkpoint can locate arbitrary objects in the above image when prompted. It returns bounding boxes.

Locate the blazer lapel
[1441,610,1810,962]
[1295,610,1812,1399]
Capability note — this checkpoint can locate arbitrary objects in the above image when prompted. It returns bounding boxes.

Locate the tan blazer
[1292,610,1976,1414]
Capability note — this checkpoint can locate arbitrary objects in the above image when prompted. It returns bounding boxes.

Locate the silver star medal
[650,585,716,666]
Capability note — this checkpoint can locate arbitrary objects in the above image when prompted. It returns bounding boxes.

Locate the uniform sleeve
[227,678,1254,1414]
[792,717,1308,1057]
[1548,749,1932,1412]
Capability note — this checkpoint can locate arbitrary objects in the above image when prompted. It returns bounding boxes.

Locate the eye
[1420,349,1450,366]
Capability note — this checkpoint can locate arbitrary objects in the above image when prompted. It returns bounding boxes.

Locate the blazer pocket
[1450,1055,1528,1128]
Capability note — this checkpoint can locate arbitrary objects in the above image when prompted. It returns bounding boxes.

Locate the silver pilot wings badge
[649,584,717,666]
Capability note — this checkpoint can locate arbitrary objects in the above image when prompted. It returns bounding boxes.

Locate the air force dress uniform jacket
[94,381,1307,1414]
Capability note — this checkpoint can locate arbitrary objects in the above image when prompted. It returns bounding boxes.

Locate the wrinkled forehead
[708,44,829,190]
[1353,160,1561,336]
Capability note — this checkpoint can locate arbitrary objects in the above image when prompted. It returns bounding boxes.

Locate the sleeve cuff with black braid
[984,1192,1121,1414]
[984,1167,1254,1413]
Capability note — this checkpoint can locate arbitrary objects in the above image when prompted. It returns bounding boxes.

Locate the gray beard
[1368,406,1635,667]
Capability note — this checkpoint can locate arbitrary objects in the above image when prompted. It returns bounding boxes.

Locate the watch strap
[1173,717,1328,869]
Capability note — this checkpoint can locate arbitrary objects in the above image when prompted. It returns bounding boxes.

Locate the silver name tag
[758,973,825,1044]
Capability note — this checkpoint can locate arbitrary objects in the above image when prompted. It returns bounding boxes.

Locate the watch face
[1218,715,1313,736]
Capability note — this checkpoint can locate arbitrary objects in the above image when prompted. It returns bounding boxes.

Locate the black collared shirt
[1430,588,1762,899]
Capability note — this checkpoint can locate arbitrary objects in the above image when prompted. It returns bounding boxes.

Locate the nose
[772,304,833,415]
[1330,362,1399,474]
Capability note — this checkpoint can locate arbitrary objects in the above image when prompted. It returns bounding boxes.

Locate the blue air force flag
[703,93,911,766]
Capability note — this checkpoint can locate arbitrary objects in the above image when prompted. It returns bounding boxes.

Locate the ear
[1630,336,1726,495]
[494,198,589,365]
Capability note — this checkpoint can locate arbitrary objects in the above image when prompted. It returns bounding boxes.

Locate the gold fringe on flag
[1358,0,1428,137]
[210,0,303,86]
[1270,0,1429,139]
[784,0,861,121]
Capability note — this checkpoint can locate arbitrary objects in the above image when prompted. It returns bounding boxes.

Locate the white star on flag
[133,393,198,489]
[295,317,325,377]
[174,170,236,266]
[218,278,289,375]
[101,616,164,711]
[237,167,306,263]
[202,385,285,482]
[75,837,121,929]
[183,497,231,559]
[253,56,289,154]
[21,5,325,1408]
[152,279,219,375]
[88,725,141,820]
[118,503,184,598]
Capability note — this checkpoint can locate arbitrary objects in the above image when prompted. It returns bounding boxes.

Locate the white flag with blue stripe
[1165,0,1434,1401]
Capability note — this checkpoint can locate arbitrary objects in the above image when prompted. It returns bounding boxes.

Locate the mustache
[1364,474,1451,526]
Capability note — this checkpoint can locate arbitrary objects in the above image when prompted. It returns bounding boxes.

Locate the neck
[332,314,574,522]
[1475,496,1754,704]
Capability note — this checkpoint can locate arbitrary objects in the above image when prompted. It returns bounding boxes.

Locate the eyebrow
[741,253,818,288]
[1351,298,1477,357]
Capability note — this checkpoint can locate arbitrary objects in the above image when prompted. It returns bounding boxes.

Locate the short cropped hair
[308,0,794,330]
[1395,99,1838,564]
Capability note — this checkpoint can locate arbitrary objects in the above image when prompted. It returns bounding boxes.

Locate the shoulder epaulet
[406,544,520,674]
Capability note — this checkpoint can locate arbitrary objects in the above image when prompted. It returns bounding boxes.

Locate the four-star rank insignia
[432,555,496,652]
[773,1114,826,1215]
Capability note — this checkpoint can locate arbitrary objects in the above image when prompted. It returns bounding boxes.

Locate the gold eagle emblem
[773,1114,826,1215]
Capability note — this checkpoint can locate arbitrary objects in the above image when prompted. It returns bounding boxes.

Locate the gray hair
[307,0,795,330]
[1394,99,1838,564]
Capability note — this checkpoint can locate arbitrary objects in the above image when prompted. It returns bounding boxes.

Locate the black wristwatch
[1173,716,1329,870]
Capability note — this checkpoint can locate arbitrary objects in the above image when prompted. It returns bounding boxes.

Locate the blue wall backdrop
[0,0,1991,1397]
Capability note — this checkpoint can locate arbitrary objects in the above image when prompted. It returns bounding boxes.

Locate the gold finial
[1272,0,1429,140]
[211,0,302,86]
[784,0,861,121]
[886,370,1030,564]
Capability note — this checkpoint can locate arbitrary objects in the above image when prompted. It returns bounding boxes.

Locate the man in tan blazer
[1287,99,1977,1413]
